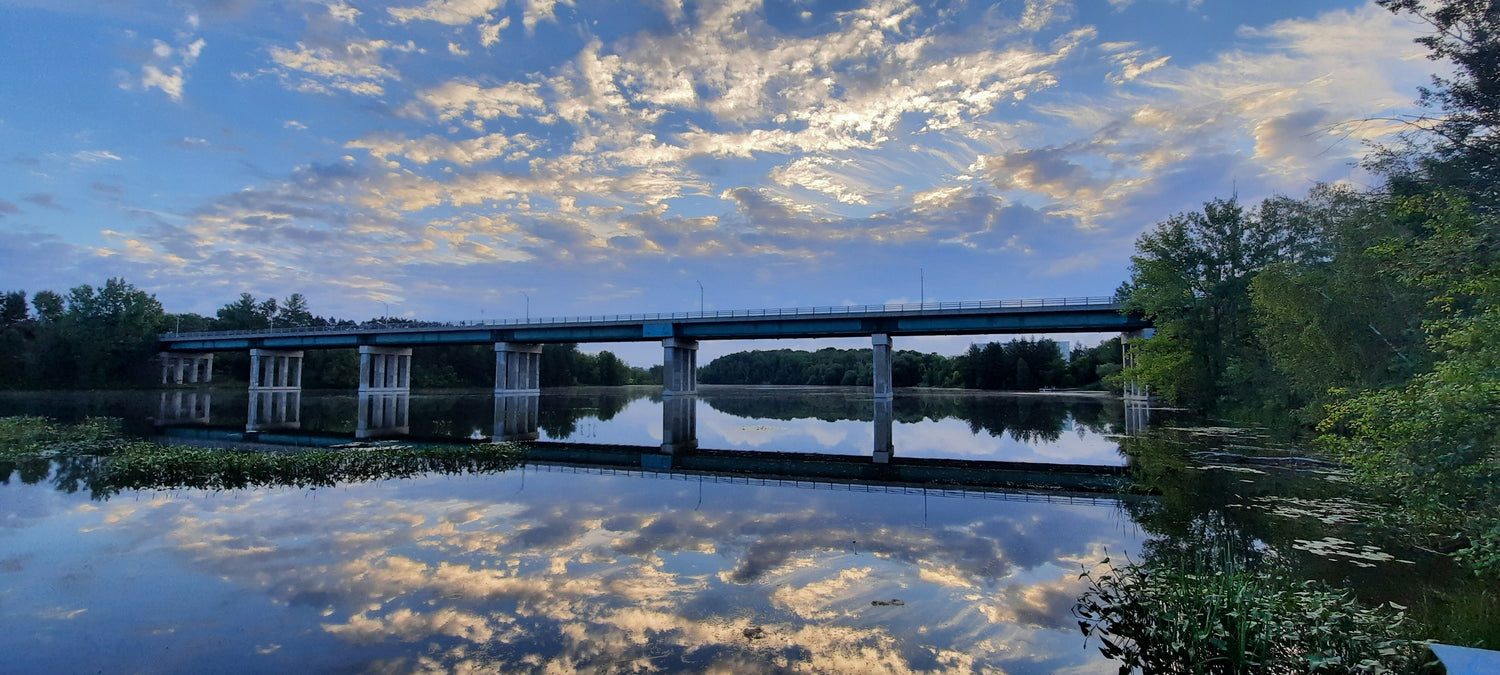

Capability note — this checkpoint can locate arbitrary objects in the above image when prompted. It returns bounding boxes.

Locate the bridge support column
[1121,329,1154,403]
[250,349,303,390]
[359,346,412,393]
[493,393,540,441]
[873,398,894,463]
[160,352,213,385]
[661,394,698,454]
[872,334,893,400]
[357,392,410,439]
[494,343,542,394]
[662,338,698,396]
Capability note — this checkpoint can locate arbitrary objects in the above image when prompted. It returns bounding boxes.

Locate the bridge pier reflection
[661,394,698,454]
[494,393,541,441]
[356,392,410,439]
[873,398,894,463]
[1124,397,1150,436]
[158,390,212,425]
[247,390,301,432]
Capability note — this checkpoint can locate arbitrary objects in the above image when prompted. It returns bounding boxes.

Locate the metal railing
[162,296,1119,339]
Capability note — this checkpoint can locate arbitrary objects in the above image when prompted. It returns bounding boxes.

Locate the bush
[1075,550,1428,674]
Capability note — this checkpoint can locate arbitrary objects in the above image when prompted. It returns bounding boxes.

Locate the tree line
[0,287,655,389]
[1118,0,1498,575]
[698,339,1122,391]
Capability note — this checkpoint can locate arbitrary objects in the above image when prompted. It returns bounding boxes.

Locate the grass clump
[1074,550,1429,674]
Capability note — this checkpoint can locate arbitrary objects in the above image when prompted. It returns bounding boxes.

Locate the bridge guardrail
[162,296,1120,339]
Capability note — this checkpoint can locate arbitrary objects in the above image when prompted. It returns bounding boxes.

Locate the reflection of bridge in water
[155,388,1150,462]
[154,390,1141,498]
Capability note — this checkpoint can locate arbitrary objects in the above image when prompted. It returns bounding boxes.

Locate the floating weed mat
[1,416,525,497]
[1290,537,1415,568]
[0,416,130,459]
[1244,496,1380,526]
[92,441,526,496]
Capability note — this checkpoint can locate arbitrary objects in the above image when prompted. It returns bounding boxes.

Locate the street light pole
[696,280,704,314]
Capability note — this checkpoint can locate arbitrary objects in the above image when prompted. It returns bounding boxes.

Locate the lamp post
[696,280,704,314]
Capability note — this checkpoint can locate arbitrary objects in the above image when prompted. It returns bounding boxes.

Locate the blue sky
[0,0,1437,363]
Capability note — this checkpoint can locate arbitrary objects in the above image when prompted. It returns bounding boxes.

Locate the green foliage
[0,416,125,458]
[93,440,523,497]
[1317,191,1500,575]
[1249,188,1429,407]
[0,416,524,498]
[1076,550,1428,674]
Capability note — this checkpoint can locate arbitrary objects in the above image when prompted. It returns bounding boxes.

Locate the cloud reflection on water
[1,464,1139,673]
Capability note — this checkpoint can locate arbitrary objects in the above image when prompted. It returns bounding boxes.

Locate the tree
[58,278,166,386]
[32,291,63,324]
[1249,186,1429,405]
[1120,197,1321,407]
[278,293,315,327]
[217,293,271,330]
[1378,0,1500,202]
[1,291,28,326]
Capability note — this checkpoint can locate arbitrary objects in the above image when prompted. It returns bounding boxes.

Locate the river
[0,387,1475,672]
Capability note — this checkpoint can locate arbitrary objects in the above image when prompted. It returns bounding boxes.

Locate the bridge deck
[161,297,1148,351]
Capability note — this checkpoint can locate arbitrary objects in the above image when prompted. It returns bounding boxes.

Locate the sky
[0,0,1439,364]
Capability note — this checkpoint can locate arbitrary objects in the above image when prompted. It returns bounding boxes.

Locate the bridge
[157,296,1151,403]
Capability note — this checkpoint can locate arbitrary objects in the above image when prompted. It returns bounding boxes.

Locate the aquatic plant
[0,415,127,458]
[0,416,525,498]
[1074,550,1429,674]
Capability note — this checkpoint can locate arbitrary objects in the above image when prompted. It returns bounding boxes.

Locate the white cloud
[388,0,504,26]
[267,39,403,96]
[131,14,205,102]
[523,0,573,32]
[409,80,546,124]
[479,17,511,47]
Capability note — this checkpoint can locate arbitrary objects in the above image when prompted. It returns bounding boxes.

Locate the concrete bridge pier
[662,338,698,396]
[494,343,542,394]
[873,398,894,463]
[356,392,410,439]
[1121,329,1155,402]
[661,394,698,454]
[160,352,213,385]
[360,346,412,393]
[872,334,893,400]
[250,349,303,391]
[493,393,540,441]
[157,390,212,425]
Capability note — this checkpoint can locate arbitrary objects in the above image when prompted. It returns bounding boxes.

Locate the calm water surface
[0,387,1458,672]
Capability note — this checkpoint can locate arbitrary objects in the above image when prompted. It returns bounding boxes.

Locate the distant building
[1056,340,1071,362]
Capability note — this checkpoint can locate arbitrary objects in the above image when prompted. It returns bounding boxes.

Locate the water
[0,387,1475,671]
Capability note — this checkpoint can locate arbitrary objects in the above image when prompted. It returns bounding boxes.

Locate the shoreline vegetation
[0,416,525,499]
